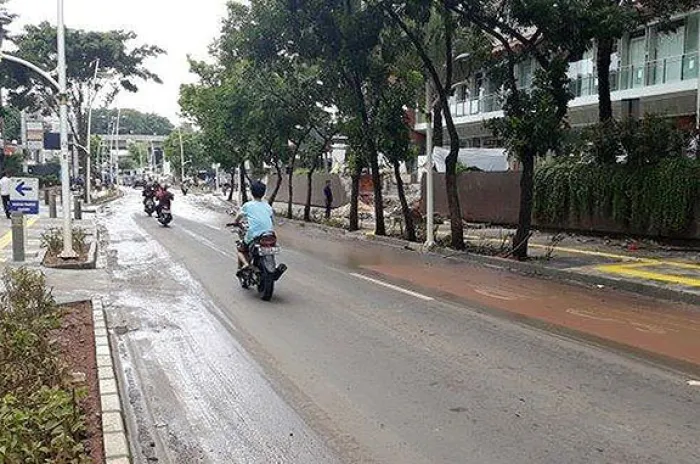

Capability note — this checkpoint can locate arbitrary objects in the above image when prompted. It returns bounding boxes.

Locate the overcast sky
[6,0,231,124]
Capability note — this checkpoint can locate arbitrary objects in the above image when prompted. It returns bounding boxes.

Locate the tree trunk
[286,162,295,219]
[512,149,535,260]
[433,106,444,147]
[268,162,283,205]
[349,162,361,231]
[304,166,316,222]
[227,167,235,202]
[597,36,614,123]
[369,152,386,236]
[442,105,465,250]
[393,160,416,242]
[240,163,249,204]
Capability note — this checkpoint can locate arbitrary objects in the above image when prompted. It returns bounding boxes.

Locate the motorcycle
[144,197,156,216]
[227,218,287,301]
[158,207,173,226]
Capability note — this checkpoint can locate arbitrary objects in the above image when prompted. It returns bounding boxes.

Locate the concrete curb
[283,217,700,306]
[92,298,131,463]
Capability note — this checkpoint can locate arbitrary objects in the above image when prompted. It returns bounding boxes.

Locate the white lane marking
[688,380,700,386]
[179,226,237,260]
[350,273,434,301]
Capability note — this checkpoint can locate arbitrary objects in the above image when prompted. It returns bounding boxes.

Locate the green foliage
[0,268,89,462]
[534,158,700,235]
[0,387,89,463]
[573,114,690,166]
[91,108,173,136]
[40,228,88,256]
[1,106,21,142]
[163,130,211,178]
[455,163,482,174]
[0,268,60,396]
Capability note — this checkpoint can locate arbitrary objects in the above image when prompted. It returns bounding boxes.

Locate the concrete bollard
[11,212,25,262]
[74,196,82,220]
[49,191,57,218]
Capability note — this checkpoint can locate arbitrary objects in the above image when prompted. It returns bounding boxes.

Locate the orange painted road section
[363,262,700,368]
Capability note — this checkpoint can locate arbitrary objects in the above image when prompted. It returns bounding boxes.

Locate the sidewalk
[0,201,98,267]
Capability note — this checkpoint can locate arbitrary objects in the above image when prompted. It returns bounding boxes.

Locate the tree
[163,129,210,179]
[127,141,148,171]
[91,108,173,136]
[447,0,590,259]
[300,119,337,222]
[1,22,164,192]
[379,1,490,249]
[180,61,254,202]
[270,0,392,234]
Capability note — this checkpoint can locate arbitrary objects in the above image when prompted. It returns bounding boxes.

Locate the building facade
[416,10,700,149]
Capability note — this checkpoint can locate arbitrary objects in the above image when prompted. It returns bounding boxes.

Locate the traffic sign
[9,177,39,215]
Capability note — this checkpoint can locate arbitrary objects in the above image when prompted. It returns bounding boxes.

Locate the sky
[6,0,231,124]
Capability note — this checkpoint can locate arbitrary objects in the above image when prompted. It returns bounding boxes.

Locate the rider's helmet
[251,180,266,199]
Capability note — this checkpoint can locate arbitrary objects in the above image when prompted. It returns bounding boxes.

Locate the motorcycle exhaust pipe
[273,264,288,281]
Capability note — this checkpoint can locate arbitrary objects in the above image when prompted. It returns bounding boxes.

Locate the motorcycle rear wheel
[259,274,274,301]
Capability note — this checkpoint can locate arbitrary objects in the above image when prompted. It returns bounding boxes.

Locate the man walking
[0,171,11,219]
[323,179,333,220]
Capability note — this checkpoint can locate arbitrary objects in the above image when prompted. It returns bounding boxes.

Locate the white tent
[418,147,509,173]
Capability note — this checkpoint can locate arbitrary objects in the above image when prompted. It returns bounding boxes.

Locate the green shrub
[40,228,88,255]
[0,387,89,463]
[0,268,60,396]
[0,268,89,463]
[534,158,700,234]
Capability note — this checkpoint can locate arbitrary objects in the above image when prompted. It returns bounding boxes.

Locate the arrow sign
[15,181,33,197]
[9,178,39,215]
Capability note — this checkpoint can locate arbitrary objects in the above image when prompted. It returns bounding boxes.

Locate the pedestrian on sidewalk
[0,171,11,219]
[324,180,333,220]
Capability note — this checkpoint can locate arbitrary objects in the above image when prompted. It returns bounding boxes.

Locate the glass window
[683,13,698,80]
[654,22,684,84]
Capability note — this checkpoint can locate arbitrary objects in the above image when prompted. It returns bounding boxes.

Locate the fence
[422,172,700,240]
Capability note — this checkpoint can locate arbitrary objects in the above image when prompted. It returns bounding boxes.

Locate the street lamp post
[424,80,434,249]
[85,58,99,205]
[57,0,76,258]
[178,126,185,182]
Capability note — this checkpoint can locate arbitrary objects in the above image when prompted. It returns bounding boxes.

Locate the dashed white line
[350,273,434,301]
[688,380,700,386]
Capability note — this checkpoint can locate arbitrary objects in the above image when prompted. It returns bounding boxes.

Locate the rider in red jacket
[156,184,174,217]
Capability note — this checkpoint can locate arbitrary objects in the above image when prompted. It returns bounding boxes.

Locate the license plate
[259,246,280,256]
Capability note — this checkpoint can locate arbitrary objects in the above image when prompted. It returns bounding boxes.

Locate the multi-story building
[415,10,700,151]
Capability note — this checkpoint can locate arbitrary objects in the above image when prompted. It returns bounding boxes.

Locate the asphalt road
[102,191,699,464]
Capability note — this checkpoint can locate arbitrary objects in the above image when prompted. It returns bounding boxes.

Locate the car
[133,179,146,189]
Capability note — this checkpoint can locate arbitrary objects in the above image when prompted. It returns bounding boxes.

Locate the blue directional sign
[9,178,39,215]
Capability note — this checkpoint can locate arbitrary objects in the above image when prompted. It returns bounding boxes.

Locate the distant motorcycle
[144,197,156,216]
[227,216,287,301]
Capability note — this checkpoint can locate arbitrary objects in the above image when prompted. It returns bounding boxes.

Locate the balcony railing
[419,53,700,125]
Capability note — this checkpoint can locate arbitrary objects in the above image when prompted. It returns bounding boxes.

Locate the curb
[282,217,700,306]
[92,298,131,464]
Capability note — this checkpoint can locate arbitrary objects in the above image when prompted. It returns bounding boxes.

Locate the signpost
[9,177,39,214]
